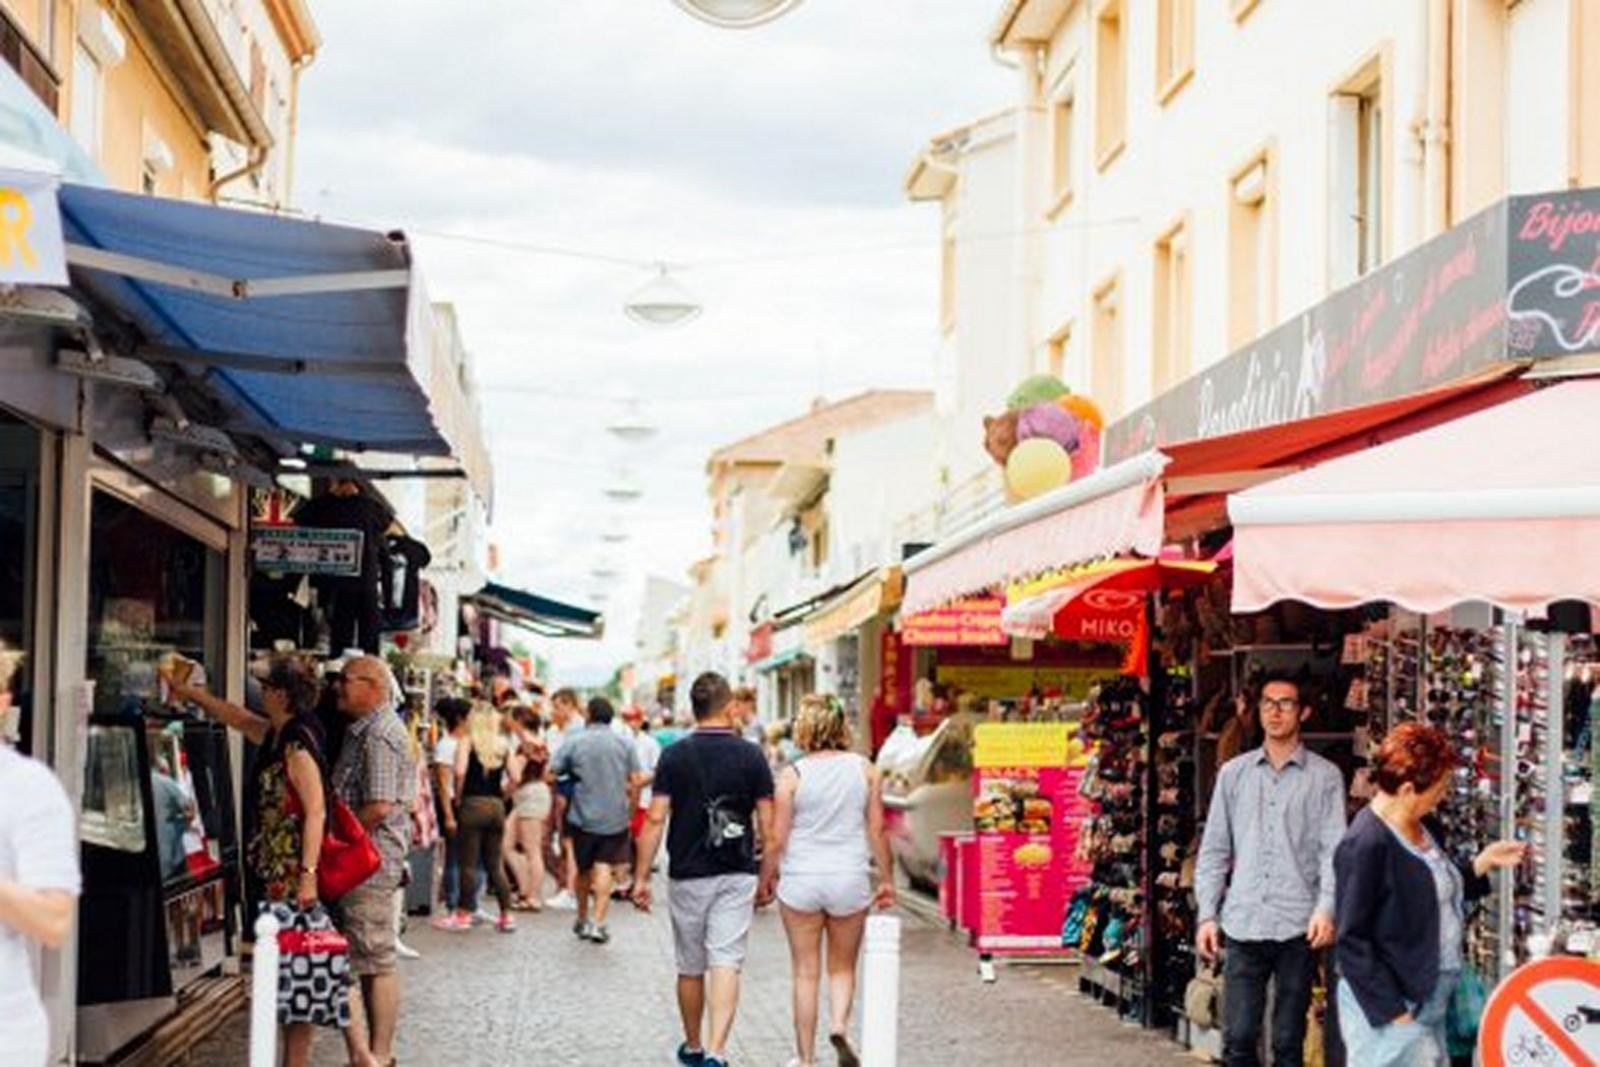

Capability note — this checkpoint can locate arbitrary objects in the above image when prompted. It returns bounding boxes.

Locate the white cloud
[293,0,1011,679]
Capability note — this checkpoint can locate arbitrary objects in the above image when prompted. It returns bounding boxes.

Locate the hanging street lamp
[669,0,804,28]
[607,397,659,443]
[623,263,702,327]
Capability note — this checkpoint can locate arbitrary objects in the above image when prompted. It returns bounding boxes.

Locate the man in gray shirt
[552,696,642,944]
[1195,673,1346,1067]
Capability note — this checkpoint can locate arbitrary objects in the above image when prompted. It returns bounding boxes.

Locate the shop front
[897,185,1600,1058]
[0,159,481,1062]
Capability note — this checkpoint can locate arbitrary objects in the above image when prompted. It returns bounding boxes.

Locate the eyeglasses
[1259,697,1300,715]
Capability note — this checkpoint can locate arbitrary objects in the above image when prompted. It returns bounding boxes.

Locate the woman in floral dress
[163,656,376,1067]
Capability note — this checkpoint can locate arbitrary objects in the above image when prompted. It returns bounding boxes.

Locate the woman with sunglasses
[1334,721,1524,1065]
[162,655,380,1067]
[762,695,896,1067]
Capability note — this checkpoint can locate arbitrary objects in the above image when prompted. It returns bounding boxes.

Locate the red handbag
[285,787,382,901]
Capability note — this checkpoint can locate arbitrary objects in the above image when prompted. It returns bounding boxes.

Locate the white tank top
[781,753,871,876]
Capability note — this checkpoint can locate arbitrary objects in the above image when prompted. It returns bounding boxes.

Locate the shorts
[514,782,553,821]
[335,880,399,976]
[669,873,758,976]
[569,826,630,871]
[776,870,872,916]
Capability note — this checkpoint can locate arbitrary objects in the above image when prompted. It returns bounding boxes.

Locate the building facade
[915,0,1600,442]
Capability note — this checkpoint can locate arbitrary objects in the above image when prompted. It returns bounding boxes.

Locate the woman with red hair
[1334,722,1524,1063]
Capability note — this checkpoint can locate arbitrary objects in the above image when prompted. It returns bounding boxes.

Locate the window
[1330,56,1385,287]
[1091,276,1124,418]
[1094,0,1126,169]
[1153,219,1192,391]
[69,40,102,159]
[1228,149,1276,348]
[1048,83,1075,213]
[939,212,957,334]
[1156,0,1194,103]
[1046,321,1073,380]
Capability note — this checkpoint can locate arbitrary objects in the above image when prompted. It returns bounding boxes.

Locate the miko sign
[1480,956,1600,1066]
[0,168,65,285]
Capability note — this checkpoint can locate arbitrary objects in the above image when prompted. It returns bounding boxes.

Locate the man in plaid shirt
[333,655,415,1067]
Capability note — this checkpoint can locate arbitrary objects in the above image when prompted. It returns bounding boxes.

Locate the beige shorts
[336,881,398,976]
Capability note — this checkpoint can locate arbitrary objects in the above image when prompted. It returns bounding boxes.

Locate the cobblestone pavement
[191,885,1188,1066]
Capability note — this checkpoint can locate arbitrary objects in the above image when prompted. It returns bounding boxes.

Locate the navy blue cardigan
[1333,807,1491,1027]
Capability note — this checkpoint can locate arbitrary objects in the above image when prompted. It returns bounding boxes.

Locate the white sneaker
[547,890,577,911]
[471,908,494,926]
[396,938,421,960]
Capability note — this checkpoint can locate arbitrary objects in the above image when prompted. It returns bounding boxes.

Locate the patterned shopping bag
[268,903,351,1029]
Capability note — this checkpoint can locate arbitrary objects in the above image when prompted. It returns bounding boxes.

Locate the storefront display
[0,411,38,752]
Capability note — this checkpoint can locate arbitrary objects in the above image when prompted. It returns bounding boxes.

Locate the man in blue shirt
[1195,673,1347,1067]
[552,697,642,944]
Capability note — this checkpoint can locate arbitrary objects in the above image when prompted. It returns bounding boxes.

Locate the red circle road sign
[1480,956,1600,1066]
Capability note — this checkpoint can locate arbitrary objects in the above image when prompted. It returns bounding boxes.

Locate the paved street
[192,887,1186,1066]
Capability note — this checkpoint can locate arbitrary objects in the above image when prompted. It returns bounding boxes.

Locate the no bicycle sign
[1480,956,1600,1066]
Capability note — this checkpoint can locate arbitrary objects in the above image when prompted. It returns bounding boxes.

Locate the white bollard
[249,912,280,1067]
[860,914,901,1067]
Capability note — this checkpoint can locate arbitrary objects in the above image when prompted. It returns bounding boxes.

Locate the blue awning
[58,182,449,457]
[465,582,605,640]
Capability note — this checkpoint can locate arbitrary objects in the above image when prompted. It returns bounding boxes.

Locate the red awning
[1228,378,1600,613]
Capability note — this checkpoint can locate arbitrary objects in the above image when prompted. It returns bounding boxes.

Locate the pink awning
[1229,379,1600,614]
[901,451,1169,617]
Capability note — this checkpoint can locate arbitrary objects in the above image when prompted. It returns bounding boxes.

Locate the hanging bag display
[269,903,351,1029]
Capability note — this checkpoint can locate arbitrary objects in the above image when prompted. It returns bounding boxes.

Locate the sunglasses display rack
[1073,675,1151,1023]
[1149,663,1198,1029]
[1561,636,1598,936]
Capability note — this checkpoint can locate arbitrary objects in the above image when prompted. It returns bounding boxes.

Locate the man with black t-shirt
[632,672,775,1067]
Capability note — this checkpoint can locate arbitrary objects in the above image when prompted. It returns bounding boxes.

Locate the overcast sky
[294,1,1012,684]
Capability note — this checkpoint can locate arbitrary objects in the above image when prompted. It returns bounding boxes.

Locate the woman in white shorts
[506,706,552,910]
[764,695,896,1067]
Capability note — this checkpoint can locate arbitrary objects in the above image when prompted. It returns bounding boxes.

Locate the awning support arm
[66,243,410,299]
[140,343,410,376]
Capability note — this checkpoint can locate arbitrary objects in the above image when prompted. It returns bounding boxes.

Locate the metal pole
[1545,633,1566,928]
[249,912,279,1067]
[861,914,901,1067]
[1498,620,1518,979]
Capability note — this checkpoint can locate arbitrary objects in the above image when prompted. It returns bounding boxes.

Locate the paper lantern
[1005,438,1073,500]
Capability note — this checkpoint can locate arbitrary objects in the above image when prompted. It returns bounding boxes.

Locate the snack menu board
[971,722,1093,955]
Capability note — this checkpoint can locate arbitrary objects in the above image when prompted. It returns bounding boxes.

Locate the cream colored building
[0,0,316,203]
[913,0,1600,448]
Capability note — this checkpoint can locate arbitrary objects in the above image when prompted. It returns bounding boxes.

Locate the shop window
[1156,0,1194,104]
[86,490,224,718]
[0,411,39,755]
[1048,81,1075,214]
[1091,275,1124,418]
[1228,148,1276,348]
[1094,0,1127,170]
[1330,55,1385,288]
[1153,218,1192,391]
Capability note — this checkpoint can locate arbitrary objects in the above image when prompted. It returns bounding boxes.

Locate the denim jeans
[1222,935,1316,1067]
[1336,973,1455,1067]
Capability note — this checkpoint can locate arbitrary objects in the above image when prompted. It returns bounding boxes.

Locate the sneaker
[495,914,517,934]
[428,913,461,932]
[702,1057,727,1067]
[471,907,494,926]
[675,1044,706,1067]
[395,938,422,960]
[830,1032,860,1067]
[548,889,577,911]
[588,924,610,944]
[573,919,594,940]
[433,913,471,932]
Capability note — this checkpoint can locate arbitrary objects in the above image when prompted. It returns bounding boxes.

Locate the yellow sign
[974,722,1088,768]
[0,168,64,285]
[934,664,1102,701]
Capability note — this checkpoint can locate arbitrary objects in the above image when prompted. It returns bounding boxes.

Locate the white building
[913,0,1600,453]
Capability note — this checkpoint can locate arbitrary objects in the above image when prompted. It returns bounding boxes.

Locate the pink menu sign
[971,722,1093,955]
